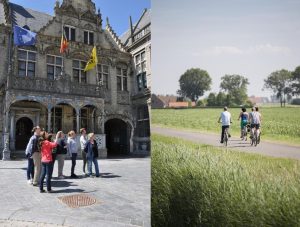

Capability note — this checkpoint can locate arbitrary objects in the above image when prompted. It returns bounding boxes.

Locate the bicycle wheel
[254,131,258,146]
[224,130,228,147]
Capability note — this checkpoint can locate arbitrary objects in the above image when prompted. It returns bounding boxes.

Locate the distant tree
[196,99,205,107]
[206,92,216,106]
[220,75,249,106]
[292,66,300,95]
[264,69,293,107]
[177,68,212,102]
[215,92,227,106]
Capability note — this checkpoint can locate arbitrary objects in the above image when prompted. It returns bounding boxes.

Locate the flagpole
[61,23,65,78]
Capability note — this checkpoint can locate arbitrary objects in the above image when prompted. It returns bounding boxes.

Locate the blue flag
[14,25,37,46]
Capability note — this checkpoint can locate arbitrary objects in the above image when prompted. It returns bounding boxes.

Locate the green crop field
[152,107,300,145]
[152,134,300,227]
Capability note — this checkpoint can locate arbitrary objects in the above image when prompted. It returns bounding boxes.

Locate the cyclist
[249,107,255,139]
[250,107,262,144]
[238,107,249,139]
[218,106,232,144]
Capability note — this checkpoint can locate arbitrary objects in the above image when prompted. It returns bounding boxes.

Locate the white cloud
[196,44,291,56]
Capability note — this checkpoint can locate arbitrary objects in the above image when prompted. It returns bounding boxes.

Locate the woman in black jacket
[84,133,100,177]
[55,131,68,179]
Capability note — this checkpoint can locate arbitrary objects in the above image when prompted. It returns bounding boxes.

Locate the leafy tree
[292,66,300,95]
[220,75,249,105]
[177,68,212,102]
[264,69,293,107]
[215,92,227,106]
[206,92,216,106]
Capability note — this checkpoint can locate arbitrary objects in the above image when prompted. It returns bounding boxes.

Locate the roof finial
[106,17,109,25]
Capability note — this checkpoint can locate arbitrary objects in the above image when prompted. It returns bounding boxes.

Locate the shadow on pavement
[101,173,121,178]
[52,180,77,188]
[51,188,85,194]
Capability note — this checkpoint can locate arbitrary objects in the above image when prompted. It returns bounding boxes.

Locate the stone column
[91,109,95,132]
[76,110,80,134]
[2,111,11,160]
[47,109,51,132]
[36,112,40,126]
[9,110,15,151]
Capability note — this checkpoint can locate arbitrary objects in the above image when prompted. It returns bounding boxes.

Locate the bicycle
[250,127,261,146]
[223,127,229,146]
[241,124,248,141]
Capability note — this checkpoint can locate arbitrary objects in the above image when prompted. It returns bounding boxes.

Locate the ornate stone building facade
[120,9,151,155]
[0,0,151,159]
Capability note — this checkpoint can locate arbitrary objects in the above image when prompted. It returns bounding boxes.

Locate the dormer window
[23,25,30,30]
[84,31,94,45]
[64,26,76,41]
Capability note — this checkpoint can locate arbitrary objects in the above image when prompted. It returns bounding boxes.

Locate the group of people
[219,106,262,144]
[25,127,100,193]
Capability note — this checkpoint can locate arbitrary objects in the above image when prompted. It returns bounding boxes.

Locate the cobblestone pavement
[0,157,150,227]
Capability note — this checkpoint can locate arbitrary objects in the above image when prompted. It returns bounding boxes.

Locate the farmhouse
[0,0,151,159]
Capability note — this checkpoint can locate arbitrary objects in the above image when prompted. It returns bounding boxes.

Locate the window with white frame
[64,26,76,41]
[47,55,63,80]
[117,67,128,91]
[137,105,150,137]
[18,49,36,77]
[72,60,87,83]
[84,30,94,45]
[97,64,109,89]
[135,51,147,91]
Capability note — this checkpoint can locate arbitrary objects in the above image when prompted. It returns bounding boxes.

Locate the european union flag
[14,25,37,46]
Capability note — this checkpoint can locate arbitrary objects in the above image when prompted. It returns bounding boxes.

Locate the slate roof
[6,2,52,32]
[120,8,151,46]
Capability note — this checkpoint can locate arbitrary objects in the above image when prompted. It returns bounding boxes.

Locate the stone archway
[105,119,132,156]
[15,117,33,150]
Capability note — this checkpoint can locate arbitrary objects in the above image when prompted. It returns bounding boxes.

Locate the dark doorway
[16,117,33,150]
[105,119,130,156]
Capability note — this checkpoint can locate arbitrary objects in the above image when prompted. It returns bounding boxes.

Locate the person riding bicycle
[238,107,249,139]
[250,106,262,144]
[218,106,232,144]
[249,107,255,139]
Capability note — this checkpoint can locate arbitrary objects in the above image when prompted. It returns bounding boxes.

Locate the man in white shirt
[250,107,262,143]
[80,128,87,174]
[218,107,232,143]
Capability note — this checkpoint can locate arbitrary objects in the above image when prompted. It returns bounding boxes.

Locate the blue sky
[10,0,150,35]
[152,0,300,98]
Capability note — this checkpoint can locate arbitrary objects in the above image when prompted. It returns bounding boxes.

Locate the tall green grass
[151,107,300,144]
[152,134,300,227]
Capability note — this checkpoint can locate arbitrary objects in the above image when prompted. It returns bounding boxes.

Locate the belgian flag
[60,31,68,54]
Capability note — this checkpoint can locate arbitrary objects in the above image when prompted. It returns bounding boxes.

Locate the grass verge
[151,134,300,227]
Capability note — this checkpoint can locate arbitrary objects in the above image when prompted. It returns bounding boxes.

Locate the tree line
[176,66,300,107]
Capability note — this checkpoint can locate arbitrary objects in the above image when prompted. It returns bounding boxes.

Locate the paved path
[0,157,150,227]
[152,126,300,160]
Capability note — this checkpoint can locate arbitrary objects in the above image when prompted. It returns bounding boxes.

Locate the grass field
[152,107,300,145]
[152,134,300,227]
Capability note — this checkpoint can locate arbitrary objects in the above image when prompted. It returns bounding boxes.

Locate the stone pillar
[47,109,51,132]
[2,110,11,160]
[36,112,40,126]
[95,109,103,134]
[2,133,11,160]
[91,109,95,132]
[76,110,80,134]
[9,110,15,151]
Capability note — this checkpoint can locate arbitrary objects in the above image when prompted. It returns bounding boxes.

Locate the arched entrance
[105,119,131,156]
[15,117,33,150]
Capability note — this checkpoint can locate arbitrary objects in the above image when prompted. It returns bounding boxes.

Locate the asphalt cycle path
[152,126,300,160]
